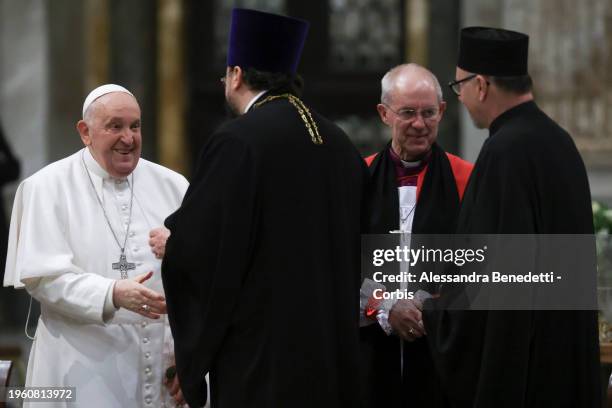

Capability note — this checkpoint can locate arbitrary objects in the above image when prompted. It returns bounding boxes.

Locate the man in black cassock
[161,8,367,408]
[419,27,601,407]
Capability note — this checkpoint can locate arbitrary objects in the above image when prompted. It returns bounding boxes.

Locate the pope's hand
[389,299,426,341]
[149,227,170,259]
[113,271,167,319]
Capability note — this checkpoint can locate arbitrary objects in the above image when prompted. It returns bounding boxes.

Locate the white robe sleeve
[5,176,116,324]
[24,273,116,324]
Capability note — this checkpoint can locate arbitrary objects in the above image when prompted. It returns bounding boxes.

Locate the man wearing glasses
[359,63,472,407]
[421,27,600,407]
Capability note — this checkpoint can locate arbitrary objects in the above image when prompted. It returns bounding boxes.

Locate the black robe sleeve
[162,131,257,408]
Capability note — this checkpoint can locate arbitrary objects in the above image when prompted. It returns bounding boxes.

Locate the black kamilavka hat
[458,26,529,76]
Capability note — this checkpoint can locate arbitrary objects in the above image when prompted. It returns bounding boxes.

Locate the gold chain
[253,93,323,145]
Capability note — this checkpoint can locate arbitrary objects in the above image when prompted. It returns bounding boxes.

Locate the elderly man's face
[78,92,142,178]
[377,74,445,161]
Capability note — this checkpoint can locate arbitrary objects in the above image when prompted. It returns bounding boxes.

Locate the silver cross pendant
[112,253,136,279]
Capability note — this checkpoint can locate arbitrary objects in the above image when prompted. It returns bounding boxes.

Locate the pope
[3,84,189,407]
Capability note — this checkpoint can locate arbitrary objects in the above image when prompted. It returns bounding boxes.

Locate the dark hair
[239,67,304,97]
[490,74,533,94]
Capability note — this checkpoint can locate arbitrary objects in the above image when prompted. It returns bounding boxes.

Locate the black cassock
[162,93,368,408]
[423,101,601,408]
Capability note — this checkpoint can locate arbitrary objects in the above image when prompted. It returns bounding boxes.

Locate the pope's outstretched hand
[113,271,167,318]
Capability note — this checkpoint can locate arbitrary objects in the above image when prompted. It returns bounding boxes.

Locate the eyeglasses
[383,104,440,123]
[448,74,477,96]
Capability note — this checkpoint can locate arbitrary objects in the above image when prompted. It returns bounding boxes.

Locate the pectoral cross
[113,252,136,279]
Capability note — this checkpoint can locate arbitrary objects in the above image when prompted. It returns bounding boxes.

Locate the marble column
[157,0,188,175]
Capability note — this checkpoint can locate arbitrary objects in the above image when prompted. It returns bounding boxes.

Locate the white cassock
[3,148,189,408]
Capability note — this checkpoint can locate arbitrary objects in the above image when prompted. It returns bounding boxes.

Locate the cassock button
[133,247,139,252]
[129,231,136,237]
[141,321,148,328]
[144,383,151,390]
[121,204,128,211]
[143,337,149,344]
[115,179,122,185]
[145,397,152,404]
[145,367,151,375]
[145,352,151,359]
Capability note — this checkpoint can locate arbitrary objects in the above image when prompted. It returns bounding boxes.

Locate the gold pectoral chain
[253,93,323,145]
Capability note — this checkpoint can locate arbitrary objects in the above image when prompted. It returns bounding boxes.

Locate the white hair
[380,63,443,104]
[83,99,100,124]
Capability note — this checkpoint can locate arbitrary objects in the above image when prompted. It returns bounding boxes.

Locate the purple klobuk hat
[227,8,309,74]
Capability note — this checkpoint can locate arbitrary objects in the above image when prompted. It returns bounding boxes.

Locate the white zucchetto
[82,84,134,118]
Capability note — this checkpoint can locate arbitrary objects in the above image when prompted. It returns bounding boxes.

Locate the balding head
[381,63,443,105]
[376,63,446,161]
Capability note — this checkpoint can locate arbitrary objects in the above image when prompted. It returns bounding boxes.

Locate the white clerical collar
[400,159,422,168]
[244,90,268,113]
[83,147,128,182]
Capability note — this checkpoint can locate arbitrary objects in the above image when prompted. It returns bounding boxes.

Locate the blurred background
[1,0,611,393]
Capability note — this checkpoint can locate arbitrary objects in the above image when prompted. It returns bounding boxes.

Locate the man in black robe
[161,8,367,408]
[359,64,472,408]
[420,27,600,408]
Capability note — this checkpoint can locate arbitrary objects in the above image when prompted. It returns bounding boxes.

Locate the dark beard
[224,101,240,119]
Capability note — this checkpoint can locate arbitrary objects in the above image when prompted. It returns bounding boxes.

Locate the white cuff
[376,298,396,335]
[102,280,119,323]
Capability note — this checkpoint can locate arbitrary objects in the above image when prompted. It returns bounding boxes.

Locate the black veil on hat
[458,26,529,76]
